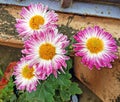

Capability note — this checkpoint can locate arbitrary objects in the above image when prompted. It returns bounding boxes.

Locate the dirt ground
[0,45,21,72]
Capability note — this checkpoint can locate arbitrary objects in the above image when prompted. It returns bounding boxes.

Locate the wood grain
[0,5,120,48]
[74,56,120,102]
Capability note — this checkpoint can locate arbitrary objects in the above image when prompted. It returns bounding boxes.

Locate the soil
[0,45,21,73]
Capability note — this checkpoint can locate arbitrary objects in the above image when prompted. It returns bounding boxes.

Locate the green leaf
[0,77,17,102]
[10,94,17,102]
[39,83,55,102]
[18,81,55,102]
[68,82,83,95]
[58,76,82,101]
[60,89,71,101]
[17,59,82,102]
[66,59,72,71]
[57,73,71,87]
[0,69,3,76]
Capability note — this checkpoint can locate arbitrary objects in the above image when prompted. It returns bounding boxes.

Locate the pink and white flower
[13,57,39,92]
[73,26,118,70]
[22,29,69,79]
[15,3,58,39]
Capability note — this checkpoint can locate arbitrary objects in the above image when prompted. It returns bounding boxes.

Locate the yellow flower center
[29,15,44,30]
[39,43,56,60]
[22,65,34,79]
[86,37,104,54]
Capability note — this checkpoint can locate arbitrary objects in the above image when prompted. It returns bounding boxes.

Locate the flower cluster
[13,3,118,93]
[14,3,69,92]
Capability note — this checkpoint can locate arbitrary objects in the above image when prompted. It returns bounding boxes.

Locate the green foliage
[0,69,3,76]
[0,77,17,102]
[17,59,82,102]
[0,59,82,102]
[66,37,75,56]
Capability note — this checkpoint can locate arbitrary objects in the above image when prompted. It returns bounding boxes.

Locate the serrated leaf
[60,89,71,101]
[18,82,55,102]
[68,82,82,95]
[66,59,72,71]
[18,92,28,102]
[59,82,82,101]
[39,83,54,102]
[57,73,71,88]
[10,94,17,102]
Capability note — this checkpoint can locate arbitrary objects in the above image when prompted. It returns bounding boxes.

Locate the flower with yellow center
[21,65,34,79]
[86,37,104,54]
[73,26,118,70]
[22,29,70,79]
[39,43,56,60]
[29,15,45,30]
[15,3,58,40]
[13,58,39,92]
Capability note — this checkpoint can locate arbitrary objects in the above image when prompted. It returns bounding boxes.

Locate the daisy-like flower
[73,26,118,70]
[15,3,58,39]
[22,29,69,79]
[13,57,39,92]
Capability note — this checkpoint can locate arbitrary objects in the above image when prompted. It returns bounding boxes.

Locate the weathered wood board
[0,4,120,48]
[74,56,120,102]
[0,4,120,102]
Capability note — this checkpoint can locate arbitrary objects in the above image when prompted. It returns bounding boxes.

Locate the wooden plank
[0,5,120,48]
[0,5,23,48]
[74,56,120,102]
[0,38,23,48]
